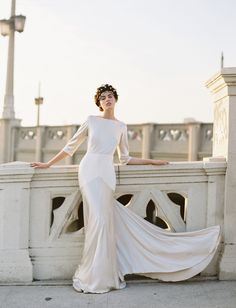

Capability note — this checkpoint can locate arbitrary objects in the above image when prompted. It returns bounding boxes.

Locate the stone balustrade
[0,160,225,282]
[7,122,213,166]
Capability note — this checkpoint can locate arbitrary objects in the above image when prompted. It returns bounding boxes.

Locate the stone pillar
[35,126,45,162]
[0,118,21,164]
[187,122,200,161]
[0,162,33,282]
[142,123,153,159]
[206,67,236,279]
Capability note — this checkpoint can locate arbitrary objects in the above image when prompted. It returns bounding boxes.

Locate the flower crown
[94,84,118,107]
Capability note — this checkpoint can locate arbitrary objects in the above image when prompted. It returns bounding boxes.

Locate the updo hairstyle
[94,84,118,111]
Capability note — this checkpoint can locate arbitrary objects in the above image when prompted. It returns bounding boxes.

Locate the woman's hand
[30,162,50,169]
[150,159,169,165]
[127,157,169,165]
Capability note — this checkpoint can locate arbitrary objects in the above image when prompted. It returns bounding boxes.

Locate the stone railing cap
[0,161,31,169]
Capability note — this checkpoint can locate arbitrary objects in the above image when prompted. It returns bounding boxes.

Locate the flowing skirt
[73,154,221,294]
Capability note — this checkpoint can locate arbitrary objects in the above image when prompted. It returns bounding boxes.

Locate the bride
[30,84,221,294]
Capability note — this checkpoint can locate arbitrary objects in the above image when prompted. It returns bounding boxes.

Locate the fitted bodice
[87,116,124,156]
[62,115,132,165]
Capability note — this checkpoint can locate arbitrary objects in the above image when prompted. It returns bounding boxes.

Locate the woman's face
[99,91,116,111]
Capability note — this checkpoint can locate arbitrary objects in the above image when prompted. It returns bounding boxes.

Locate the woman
[30,84,221,294]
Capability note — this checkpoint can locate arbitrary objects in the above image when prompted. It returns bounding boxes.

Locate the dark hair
[94,84,118,111]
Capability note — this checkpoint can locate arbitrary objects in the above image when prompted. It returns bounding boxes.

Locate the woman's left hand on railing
[30,162,50,169]
[150,159,169,165]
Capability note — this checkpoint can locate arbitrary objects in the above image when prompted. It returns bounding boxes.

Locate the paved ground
[0,280,236,308]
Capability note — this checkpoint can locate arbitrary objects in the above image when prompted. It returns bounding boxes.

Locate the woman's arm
[117,125,169,166]
[30,117,89,169]
[30,150,69,169]
[127,157,169,165]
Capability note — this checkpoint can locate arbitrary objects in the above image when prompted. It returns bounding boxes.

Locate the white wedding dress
[62,115,221,294]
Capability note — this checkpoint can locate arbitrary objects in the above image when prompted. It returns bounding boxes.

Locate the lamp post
[0,0,26,119]
[221,51,224,69]
[34,83,44,162]
[34,83,44,126]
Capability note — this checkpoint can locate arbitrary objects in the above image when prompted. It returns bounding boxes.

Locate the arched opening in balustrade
[50,196,65,227]
[116,194,133,206]
[66,201,84,233]
[167,192,187,222]
[51,197,84,233]
[144,200,170,229]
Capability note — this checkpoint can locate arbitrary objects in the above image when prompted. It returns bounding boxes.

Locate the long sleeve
[62,117,89,157]
[117,124,132,165]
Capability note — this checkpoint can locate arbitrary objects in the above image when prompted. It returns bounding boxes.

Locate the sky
[0,0,236,126]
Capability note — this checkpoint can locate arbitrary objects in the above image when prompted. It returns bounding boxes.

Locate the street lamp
[34,83,44,126]
[0,19,11,36]
[0,15,26,36]
[221,51,224,69]
[13,15,26,32]
[0,0,26,119]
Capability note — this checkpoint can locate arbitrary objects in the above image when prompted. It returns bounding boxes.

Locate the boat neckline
[92,115,121,123]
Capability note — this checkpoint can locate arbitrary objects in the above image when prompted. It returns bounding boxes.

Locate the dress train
[73,177,220,294]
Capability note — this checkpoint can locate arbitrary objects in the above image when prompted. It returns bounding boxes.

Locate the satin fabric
[62,115,221,294]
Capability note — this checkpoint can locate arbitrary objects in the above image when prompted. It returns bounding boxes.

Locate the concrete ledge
[219,244,236,280]
[0,249,33,282]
